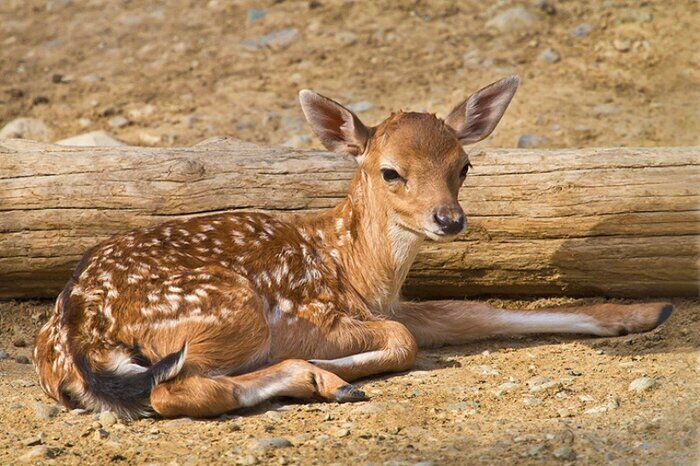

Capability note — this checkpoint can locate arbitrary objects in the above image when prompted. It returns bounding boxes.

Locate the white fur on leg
[491,310,611,336]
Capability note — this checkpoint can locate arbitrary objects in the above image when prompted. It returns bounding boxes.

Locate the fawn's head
[299,76,519,241]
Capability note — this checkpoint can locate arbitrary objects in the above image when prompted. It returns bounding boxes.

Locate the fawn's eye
[381,168,402,182]
[459,163,471,178]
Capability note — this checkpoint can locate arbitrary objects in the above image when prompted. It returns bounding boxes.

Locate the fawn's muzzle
[433,206,466,235]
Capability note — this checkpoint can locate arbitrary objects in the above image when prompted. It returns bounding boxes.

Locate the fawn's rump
[34,287,191,419]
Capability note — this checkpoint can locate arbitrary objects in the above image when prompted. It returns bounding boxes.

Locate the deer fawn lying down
[35,76,673,419]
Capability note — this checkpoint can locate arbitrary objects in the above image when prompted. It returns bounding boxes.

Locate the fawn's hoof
[333,384,368,403]
[654,303,674,328]
[613,302,675,336]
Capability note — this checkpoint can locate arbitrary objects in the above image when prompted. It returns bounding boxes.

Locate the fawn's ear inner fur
[299,89,369,157]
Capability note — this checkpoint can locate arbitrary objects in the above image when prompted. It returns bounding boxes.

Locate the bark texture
[1,137,697,299]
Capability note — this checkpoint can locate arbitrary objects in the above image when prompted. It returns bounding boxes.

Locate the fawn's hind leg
[150,359,365,418]
[390,300,674,348]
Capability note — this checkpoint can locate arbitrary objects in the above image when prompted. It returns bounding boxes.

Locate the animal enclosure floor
[0,298,698,465]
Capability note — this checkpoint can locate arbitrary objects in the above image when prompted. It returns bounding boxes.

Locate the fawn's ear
[445,75,520,145]
[299,90,370,158]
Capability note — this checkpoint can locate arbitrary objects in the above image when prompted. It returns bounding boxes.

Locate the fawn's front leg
[307,319,418,382]
[390,300,674,348]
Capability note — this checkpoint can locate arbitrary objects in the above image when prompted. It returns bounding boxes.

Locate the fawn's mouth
[424,230,461,242]
[394,220,464,242]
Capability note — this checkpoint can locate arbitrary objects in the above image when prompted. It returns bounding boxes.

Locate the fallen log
[0,137,698,299]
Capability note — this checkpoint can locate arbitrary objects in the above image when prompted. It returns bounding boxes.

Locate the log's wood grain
[1,137,698,299]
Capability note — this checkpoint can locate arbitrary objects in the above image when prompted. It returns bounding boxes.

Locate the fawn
[35,76,673,419]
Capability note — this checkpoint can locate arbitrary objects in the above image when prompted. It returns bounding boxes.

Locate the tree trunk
[1,137,697,299]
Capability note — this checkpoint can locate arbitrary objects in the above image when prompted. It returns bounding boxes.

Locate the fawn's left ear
[299,90,370,158]
[445,75,520,145]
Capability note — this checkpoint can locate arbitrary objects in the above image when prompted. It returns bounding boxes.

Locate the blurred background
[1,0,698,150]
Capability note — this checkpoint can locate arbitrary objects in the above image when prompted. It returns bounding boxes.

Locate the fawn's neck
[301,172,425,313]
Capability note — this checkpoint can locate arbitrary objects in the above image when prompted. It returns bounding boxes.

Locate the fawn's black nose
[433,207,466,235]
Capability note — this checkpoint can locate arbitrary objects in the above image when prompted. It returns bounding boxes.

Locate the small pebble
[539,48,560,63]
[535,0,556,15]
[33,402,59,420]
[99,411,117,428]
[335,31,359,45]
[33,96,50,105]
[238,455,259,465]
[613,39,631,52]
[246,8,266,24]
[517,134,549,148]
[13,337,27,347]
[494,382,518,396]
[93,429,109,441]
[474,365,500,376]
[107,116,130,128]
[522,396,543,406]
[15,355,31,364]
[19,446,50,462]
[0,117,54,142]
[253,437,292,450]
[486,6,538,33]
[336,428,350,437]
[629,377,657,392]
[347,101,373,113]
[571,23,592,37]
[553,446,576,460]
[23,435,44,446]
[0,349,8,360]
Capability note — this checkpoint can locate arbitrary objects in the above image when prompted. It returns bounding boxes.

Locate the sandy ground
[0,298,698,465]
[1,1,699,149]
[1,1,699,465]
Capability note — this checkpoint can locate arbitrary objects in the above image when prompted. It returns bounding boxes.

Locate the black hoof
[655,304,674,328]
[333,384,368,403]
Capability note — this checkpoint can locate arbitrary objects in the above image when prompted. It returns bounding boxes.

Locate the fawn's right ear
[299,90,370,158]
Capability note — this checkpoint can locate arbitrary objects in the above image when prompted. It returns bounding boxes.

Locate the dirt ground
[1,1,698,149]
[0,298,698,465]
[1,1,699,465]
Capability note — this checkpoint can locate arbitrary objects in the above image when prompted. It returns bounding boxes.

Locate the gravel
[629,377,657,392]
[0,117,54,142]
[93,428,109,440]
[335,31,358,45]
[539,48,561,63]
[346,101,373,113]
[571,23,592,37]
[517,134,549,148]
[585,396,620,414]
[495,382,519,396]
[526,376,561,393]
[613,39,631,52]
[486,7,538,33]
[283,134,312,148]
[99,411,118,428]
[56,130,126,147]
[594,103,618,115]
[107,116,130,128]
[23,435,43,446]
[474,365,500,376]
[539,49,561,63]
[242,28,300,51]
[252,437,292,450]
[33,402,59,420]
[19,445,50,462]
[553,446,576,460]
[13,338,27,347]
[246,8,266,24]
